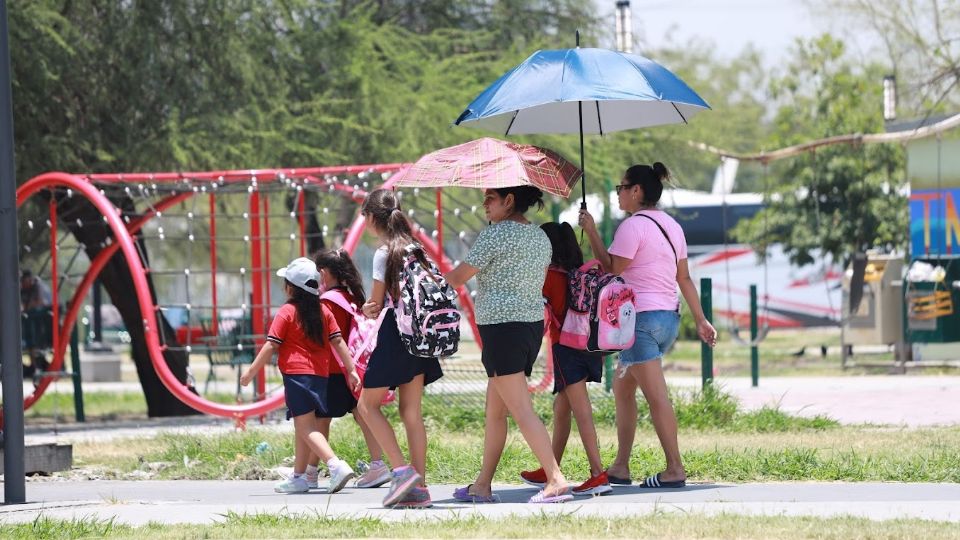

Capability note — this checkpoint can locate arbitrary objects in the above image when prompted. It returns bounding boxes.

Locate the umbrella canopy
[390,137,582,198]
[454,47,710,135]
[455,45,710,207]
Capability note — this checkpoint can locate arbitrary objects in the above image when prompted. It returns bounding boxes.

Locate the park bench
[198,316,257,397]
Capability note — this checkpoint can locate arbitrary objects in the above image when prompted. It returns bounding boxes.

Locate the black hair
[361,188,433,299]
[540,222,583,271]
[285,278,325,345]
[492,185,545,215]
[314,248,366,305]
[624,162,670,206]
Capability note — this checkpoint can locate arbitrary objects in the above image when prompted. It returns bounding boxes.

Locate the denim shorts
[618,310,680,370]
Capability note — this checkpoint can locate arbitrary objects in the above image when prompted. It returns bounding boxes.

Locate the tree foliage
[732,35,908,267]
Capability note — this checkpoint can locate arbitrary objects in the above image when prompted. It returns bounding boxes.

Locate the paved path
[1,480,958,524]
[670,376,960,426]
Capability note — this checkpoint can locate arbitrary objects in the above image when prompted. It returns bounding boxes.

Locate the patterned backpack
[394,244,461,358]
[320,289,395,404]
[559,259,637,353]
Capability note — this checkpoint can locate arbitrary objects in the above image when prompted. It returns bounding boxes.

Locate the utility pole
[615,1,633,53]
[0,0,26,505]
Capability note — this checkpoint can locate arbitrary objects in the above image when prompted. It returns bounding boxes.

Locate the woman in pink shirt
[579,162,717,490]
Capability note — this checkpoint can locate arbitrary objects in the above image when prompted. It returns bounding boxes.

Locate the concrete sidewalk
[1,480,958,525]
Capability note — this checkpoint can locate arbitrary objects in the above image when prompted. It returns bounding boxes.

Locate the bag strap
[632,212,678,264]
[578,259,603,272]
[320,289,359,317]
[543,302,561,331]
[544,267,567,330]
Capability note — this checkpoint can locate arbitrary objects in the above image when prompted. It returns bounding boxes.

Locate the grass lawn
[62,387,960,484]
[4,513,959,540]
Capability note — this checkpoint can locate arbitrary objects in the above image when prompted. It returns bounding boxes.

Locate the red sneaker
[572,471,613,496]
[519,467,547,488]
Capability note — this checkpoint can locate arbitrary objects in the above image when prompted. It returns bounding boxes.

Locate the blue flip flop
[638,473,686,489]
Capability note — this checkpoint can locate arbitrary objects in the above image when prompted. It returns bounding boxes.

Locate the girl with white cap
[240,257,359,494]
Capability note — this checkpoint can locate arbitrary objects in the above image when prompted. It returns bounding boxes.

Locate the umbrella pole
[575,30,587,211]
[578,100,586,210]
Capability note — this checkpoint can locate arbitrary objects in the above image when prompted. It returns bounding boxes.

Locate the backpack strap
[632,212,678,264]
[578,259,603,272]
[320,289,359,317]
[544,267,567,330]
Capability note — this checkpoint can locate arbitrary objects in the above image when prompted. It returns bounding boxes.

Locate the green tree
[732,35,908,267]
[9,0,603,415]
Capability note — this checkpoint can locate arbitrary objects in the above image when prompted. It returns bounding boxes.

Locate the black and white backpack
[394,244,461,358]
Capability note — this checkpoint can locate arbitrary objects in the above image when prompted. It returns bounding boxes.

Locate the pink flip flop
[528,488,574,504]
[453,485,499,504]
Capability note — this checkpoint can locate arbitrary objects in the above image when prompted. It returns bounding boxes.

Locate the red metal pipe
[248,191,266,401]
[86,164,411,185]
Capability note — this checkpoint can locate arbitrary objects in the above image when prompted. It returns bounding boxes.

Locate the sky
[593,0,882,67]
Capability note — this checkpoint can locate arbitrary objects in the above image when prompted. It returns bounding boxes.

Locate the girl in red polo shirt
[240,257,359,494]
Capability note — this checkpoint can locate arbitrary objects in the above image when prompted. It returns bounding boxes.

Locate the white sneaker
[327,460,356,494]
[274,474,309,493]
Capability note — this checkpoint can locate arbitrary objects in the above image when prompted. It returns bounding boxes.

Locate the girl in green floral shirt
[445,186,572,504]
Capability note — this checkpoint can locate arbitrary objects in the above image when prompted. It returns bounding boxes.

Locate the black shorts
[283,374,329,420]
[363,309,444,390]
[317,373,357,418]
[552,344,603,394]
[477,320,544,378]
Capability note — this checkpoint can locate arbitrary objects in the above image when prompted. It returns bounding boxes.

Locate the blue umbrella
[455,35,710,207]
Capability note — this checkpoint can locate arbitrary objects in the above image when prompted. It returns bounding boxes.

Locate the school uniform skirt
[282,373,329,420]
[317,373,358,418]
[363,309,443,390]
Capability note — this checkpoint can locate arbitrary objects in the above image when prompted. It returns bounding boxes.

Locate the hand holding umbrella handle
[578,209,597,233]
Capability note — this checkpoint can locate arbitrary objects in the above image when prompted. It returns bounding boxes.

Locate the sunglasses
[615,183,635,194]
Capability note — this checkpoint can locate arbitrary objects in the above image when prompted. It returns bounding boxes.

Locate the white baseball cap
[277,257,321,296]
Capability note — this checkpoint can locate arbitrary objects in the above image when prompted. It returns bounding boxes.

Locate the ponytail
[361,189,433,299]
[313,248,366,305]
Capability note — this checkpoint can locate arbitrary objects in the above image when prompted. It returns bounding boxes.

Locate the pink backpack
[320,289,395,404]
[558,260,636,353]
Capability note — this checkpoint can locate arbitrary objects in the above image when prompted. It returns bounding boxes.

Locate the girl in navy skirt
[519,222,611,496]
[311,248,390,489]
[357,189,443,508]
[240,257,358,494]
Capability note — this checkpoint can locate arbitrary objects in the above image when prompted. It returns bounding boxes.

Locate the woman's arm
[579,210,613,272]
[676,258,717,347]
[578,210,632,275]
[240,340,279,386]
[445,262,479,289]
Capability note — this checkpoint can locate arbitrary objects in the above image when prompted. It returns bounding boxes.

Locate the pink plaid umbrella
[390,137,582,198]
